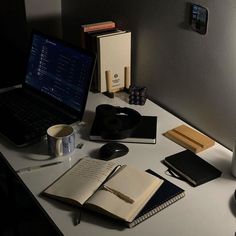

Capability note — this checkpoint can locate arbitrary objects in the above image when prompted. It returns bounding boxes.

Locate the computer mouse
[99,142,129,160]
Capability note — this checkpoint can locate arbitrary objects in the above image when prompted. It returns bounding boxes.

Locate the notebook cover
[97,31,131,92]
[164,150,222,186]
[89,115,157,144]
[127,169,185,228]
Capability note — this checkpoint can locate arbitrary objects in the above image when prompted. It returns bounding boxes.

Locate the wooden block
[105,70,125,93]
[125,66,131,89]
[105,70,112,92]
[164,124,215,153]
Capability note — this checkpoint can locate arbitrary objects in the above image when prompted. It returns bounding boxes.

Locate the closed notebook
[127,169,185,228]
[163,150,222,187]
[90,115,157,144]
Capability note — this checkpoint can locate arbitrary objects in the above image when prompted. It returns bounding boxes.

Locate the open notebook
[0,30,96,146]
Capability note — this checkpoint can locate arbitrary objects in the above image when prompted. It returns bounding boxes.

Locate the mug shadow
[76,110,95,141]
[0,110,96,161]
[0,134,52,161]
[19,137,53,161]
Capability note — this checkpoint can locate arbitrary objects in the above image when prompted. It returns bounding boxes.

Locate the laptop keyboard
[0,89,76,145]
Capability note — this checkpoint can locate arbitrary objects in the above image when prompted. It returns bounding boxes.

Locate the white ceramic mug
[47,124,75,157]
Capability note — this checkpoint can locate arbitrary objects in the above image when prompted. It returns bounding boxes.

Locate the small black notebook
[163,150,222,187]
[127,169,185,228]
[89,115,157,144]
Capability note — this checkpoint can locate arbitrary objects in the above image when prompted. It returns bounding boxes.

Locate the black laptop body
[0,31,96,146]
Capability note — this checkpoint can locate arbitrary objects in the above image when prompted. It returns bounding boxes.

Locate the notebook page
[44,158,117,205]
[104,165,160,203]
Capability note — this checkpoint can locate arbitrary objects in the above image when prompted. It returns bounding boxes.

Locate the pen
[74,209,82,226]
[103,186,134,203]
[16,161,62,173]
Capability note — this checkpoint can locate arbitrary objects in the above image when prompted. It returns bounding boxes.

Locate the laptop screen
[25,31,96,114]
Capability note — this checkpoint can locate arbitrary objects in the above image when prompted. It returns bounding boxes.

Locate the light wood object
[105,70,124,93]
[105,70,112,92]
[164,124,215,153]
[125,66,131,89]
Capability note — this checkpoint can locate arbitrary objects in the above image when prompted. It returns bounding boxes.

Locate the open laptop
[0,30,96,147]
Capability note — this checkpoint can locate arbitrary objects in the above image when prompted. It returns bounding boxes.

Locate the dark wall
[24,0,62,38]
[61,0,236,150]
[0,0,28,88]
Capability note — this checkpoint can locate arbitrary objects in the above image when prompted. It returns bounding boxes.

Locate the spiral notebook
[127,169,185,228]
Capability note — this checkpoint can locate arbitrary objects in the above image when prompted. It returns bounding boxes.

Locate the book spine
[82,22,116,33]
[127,192,185,228]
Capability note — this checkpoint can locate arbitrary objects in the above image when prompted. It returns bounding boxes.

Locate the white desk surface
[0,91,235,236]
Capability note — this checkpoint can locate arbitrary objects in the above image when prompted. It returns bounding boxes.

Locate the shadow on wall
[27,16,62,38]
[178,2,192,30]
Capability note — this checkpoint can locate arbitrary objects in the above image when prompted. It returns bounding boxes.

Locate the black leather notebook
[163,150,222,187]
[89,115,157,144]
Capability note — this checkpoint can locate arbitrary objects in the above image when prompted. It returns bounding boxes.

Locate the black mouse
[99,142,129,160]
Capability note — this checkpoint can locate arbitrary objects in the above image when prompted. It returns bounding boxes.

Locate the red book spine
[82,21,115,32]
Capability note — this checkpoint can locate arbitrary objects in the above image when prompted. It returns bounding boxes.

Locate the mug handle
[55,139,63,156]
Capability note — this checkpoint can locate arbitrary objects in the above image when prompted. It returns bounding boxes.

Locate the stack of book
[42,158,185,227]
[80,21,131,93]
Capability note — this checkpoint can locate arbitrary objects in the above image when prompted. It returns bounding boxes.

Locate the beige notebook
[43,158,163,223]
[97,31,131,92]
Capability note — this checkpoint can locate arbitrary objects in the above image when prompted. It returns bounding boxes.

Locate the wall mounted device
[190,3,208,35]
